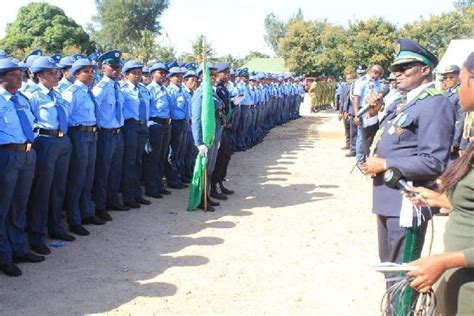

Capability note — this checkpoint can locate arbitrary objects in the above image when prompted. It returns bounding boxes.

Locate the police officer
[0,58,43,277]
[19,50,43,98]
[191,64,222,211]
[182,69,198,181]
[361,39,455,289]
[143,62,173,198]
[57,54,82,94]
[166,66,188,189]
[27,57,74,256]
[120,60,152,209]
[211,62,235,200]
[236,69,252,151]
[92,50,129,220]
[439,65,464,161]
[62,58,105,237]
[142,66,152,86]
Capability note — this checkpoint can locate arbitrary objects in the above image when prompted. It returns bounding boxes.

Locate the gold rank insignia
[395,127,404,135]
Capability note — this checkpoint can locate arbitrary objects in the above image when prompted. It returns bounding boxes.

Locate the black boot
[210,183,227,200]
[219,181,234,195]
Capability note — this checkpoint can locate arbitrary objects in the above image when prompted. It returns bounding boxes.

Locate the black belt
[37,128,65,138]
[100,127,121,134]
[172,119,185,122]
[150,117,171,125]
[70,125,97,132]
[125,118,147,125]
[0,143,33,152]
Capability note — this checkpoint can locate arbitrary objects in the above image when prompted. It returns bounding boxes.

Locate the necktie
[114,82,122,123]
[11,94,35,142]
[87,88,99,119]
[137,88,147,123]
[48,90,67,133]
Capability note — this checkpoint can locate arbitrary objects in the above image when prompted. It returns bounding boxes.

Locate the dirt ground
[0,111,446,316]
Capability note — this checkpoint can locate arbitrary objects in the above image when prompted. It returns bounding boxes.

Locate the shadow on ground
[0,114,340,315]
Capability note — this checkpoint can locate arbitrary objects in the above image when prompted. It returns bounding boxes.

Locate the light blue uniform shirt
[147,81,171,119]
[56,77,74,94]
[167,82,188,120]
[92,76,125,128]
[19,79,39,99]
[0,87,36,144]
[29,83,68,131]
[237,81,254,106]
[120,80,151,122]
[62,80,97,127]
[184,86,193,120]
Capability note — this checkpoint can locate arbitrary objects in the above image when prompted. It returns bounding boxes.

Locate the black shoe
[218,182,234,195]
[168,183,184,189]
[145,192,163,199]
[207,197,220,207]
[69,224,90,236]
[124,201,141,209]
[198,203,215,212]
[13,252,45,263]
[182,177,191,184]
[159,189,172,195]
[82,216,106,225]
[107,203,131,211]
[341,145,350,150]
[49,232,76,242]
[210,190,228,200]
[345,152,356,157]
[30,243,51,255]
[136,197,151,205]
[0,263,22,277]
[96,209,113,222]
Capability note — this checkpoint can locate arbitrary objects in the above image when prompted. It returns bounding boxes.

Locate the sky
[0,0,456,58]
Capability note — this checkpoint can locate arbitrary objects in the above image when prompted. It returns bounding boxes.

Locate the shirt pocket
[0,107,18,126]
[397,115,417,143]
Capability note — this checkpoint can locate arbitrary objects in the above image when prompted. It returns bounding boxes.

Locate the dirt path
[0,112,445,315]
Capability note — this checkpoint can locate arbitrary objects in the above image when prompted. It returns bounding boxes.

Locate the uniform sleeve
[61,89,74,119]
[452,97,465,146]
[385,96,455,180]
[464,248,474,268]
[352,79,364,97]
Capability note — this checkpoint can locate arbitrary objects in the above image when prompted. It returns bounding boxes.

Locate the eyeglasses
[392,62,423,73]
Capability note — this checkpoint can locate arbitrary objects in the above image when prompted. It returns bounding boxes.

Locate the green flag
[187,60,216,211]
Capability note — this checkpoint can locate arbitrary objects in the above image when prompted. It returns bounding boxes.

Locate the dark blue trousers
[166,120,185,186]
[176,122,189,182]
[28,136,72,245]
[144,122,171,195]
[0,148,36,264]
[231,104,241,150]
[122,122,149,203]
[184,130,197,179]
[93,129,124,210]
[65,130,97,225]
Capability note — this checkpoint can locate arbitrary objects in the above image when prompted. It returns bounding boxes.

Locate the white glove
[197,145,208,157]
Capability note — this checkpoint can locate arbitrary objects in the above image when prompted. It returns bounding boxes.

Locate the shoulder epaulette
[96,80,107,89]
[418,87,443,100]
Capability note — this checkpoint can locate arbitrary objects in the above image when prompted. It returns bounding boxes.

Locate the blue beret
[214,62,230,73]
[70,58,96,76]
[356,65,366,74]
[249,76,257,81]
[98,50,122,65]
[88,51,100,62]
[142,66,150,74]
[166,60,179,70]
[197,63,217,77]
[240,68,249,78]
[149,62,168,74]
[439,64,460,75]
[122,60,144,73]
[25,54,41,68]
[30,56,60,74]
[0,58,28,74]
[59,54,83,69]
[23,49,43,63]
[390,38,438,71]
[184,70,198,79]
[167,66,186,77]
[0,50,8,59]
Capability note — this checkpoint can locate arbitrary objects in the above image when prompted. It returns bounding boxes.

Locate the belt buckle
[92,126,97,132]
[58,131,64,137]
[25,143,32,151]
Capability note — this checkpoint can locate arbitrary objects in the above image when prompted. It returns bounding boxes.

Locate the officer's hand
[459,150,465,157]
[361,157,386,175]
[343,112,349,121]
[338,113,343,121]
[354,116,361,126]
[197,145,208,157]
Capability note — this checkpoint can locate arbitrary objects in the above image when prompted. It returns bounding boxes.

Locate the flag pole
[202,38,208,212]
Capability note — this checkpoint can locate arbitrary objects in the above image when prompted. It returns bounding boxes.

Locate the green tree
[343,18,399,74]
[91,0,169,52]
[217,54,245,69]
[401,10,473,58]
[454,0,473,13]
[243,51,270,63]
[0,2,94,58]
[133,30,157,63]
[190,34,214,64]
[155,45,177,63]
[263,12,286,55]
